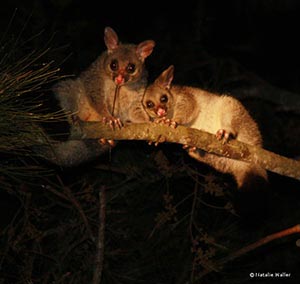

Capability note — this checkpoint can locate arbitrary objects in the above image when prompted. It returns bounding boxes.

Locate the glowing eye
[110,59,118,71]
[146,101,154,108]
[126,63,136,74]
[160,94,168,103]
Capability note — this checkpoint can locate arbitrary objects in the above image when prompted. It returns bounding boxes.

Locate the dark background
[1,0,300,90]
[1,1,300,283]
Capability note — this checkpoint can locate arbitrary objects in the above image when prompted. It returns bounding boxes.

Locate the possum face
[143,65,175,120]
[103,27,155,86]
[143,84,173,119]
[104,47,144,85]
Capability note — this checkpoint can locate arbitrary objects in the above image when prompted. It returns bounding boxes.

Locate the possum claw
[102,116,123,130]
[216,129,231,144]
[99,138,115,147]
[154,117,178,128]
[148,135,166,146]
[183,145,197,152]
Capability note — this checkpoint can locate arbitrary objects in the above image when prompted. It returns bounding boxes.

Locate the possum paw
[102,116,123,130]
[216,129,232,144]
[154,117,178,128]
[99,138,116,147]
[182,144,197,152]
[148,135,166,147]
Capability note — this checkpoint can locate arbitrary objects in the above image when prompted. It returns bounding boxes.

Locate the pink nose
[157,107,166,117]
[115,74,125,85]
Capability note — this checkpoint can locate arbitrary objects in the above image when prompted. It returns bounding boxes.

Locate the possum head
[143,65,175,119]
[103,27,155,86]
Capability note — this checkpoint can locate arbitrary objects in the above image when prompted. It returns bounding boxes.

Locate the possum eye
[146,101,155,109]
[126,63,136,74]
[110,59,118,71]
[160,94,168,103]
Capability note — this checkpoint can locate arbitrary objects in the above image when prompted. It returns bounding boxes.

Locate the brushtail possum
[54,26,155,126]
[142,65,268,194]
[37,27,155,167]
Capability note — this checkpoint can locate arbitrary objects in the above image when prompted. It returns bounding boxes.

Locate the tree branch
[70,122,300,180]
[196,224,300,280]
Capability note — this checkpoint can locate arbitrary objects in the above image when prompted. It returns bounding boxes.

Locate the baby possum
[143,65,268,194]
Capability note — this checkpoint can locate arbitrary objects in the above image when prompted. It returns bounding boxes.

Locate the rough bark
[71,121,300,180]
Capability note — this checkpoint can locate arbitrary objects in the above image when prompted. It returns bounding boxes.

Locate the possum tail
[31,123,110,167]
[188,150,269,224]
[34,139,110,167]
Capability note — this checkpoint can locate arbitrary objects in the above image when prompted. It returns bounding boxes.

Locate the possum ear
[104,27,119,52]
[136,40,155,61]
[155,65,174,90]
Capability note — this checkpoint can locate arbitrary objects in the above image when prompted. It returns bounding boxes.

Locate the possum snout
[156,107,167,117]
